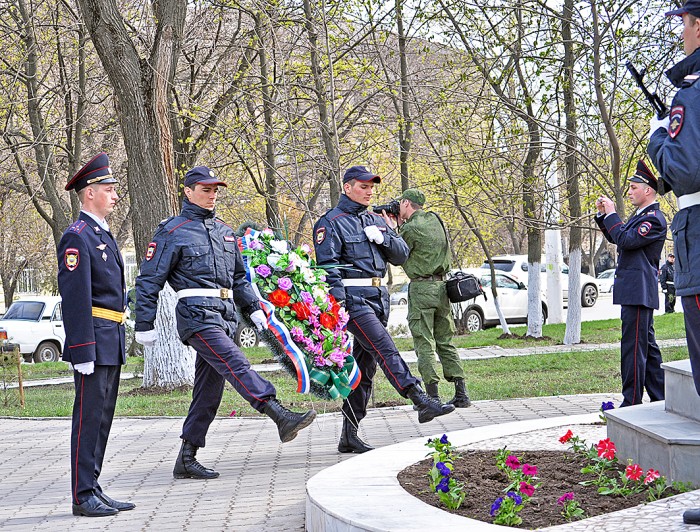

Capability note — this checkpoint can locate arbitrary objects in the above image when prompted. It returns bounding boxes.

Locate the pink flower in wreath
[625,463,644,482]
[300,291,314,305]
[596,438,616,460]
[277,277,293,291]
[522,464,537,476]
[644,469,660,484]
[329,349,346,366]
[505,455,520,469]
[249,239,264,250]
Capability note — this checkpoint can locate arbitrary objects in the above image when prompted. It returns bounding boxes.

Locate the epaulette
[158,216,175,228]
[68,220,87,234]
[216,218,234,230]
[681,71,700,88]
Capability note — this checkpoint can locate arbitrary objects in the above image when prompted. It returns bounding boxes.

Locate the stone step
[663,359,700,422]
[606,401,700,485]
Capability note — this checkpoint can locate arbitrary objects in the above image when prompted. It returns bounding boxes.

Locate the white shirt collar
[81,210,109,232]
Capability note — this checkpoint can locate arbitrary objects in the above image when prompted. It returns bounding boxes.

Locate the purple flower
[277,277,293,290]
[440,434,449,444]
[436,462,451,476]
[329,349,346,366]
[507,491,522,505]
[601,401,615,411]
[300,291,314,305]
[313,355,329,367]
[435,477,450,493]
[255,264,272,278]
[490,497,503,516]
[557,492,575,505]
[290,327,304,341]
[249,240,264,250]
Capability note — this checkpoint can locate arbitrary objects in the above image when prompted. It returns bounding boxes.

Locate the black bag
[446,272,484,303]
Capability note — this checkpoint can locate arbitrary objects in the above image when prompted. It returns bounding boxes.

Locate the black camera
[372,199,400,216]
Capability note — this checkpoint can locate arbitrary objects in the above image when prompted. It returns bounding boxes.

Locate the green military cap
[399,188,425,206]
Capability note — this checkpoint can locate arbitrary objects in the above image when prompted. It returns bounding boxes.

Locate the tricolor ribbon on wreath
[239,227,360,400]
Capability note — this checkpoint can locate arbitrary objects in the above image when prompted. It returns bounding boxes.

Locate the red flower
[644,469,660,484]
[291,301,311,320]
[559,430,573,444]
[625,463,644,481]
[319,312,338,329]
[269,289,291,308]
[596,438,616,460]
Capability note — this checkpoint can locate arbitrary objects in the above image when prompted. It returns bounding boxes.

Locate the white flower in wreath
[270,239,288,254]
[301,266,316,283]
[262,228,275,237]
[312,285,327,302]
[267,253,282,268]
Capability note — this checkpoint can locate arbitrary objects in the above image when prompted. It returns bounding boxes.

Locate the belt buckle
[220,288,230,299]
[372,277,381,287]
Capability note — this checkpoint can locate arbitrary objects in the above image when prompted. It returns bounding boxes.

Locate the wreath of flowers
[240,227,360,400]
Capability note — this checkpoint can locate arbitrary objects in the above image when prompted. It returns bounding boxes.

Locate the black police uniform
[313,194,420,425]
[648,46,700,395]
[57,153,128,511]
[595,196,667,407]
[135,198,277,446]
[659,259,676,313]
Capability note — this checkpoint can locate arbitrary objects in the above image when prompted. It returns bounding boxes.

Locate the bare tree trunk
[396,0,412,191]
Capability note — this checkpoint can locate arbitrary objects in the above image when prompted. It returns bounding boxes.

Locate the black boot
[263,398,316,443]
[173,440,220,480]
[407,385,455,423]
[414,382,440,410]
[448,379,472,408]
[338,418,374,454]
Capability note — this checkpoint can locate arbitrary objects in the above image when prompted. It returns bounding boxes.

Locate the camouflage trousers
[407,280,465,385]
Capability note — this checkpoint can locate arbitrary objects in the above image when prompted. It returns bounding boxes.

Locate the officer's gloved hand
[662,289,667,293]
[364,225,384,245]
[135,329,158,346]
[251,310,269,331]
[74,361,95,375]
[648,115,670,139]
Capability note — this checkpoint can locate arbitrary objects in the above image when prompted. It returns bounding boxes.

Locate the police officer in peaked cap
[58,152,135,517]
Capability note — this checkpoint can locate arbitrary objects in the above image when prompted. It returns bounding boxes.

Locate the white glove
[364,225,384,245]
[648,115,670,139]
[250,310,269,331]
[135,329,158,346]
[74,361,95,375]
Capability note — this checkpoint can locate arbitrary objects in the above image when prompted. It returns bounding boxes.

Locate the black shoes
[448,378,472,408]
[338,418,374,454]
[173,440,220,480]
[95,490,136,511]
[407,385,455,423]
[684,508,700,525]
[263,398,317,443]
[72,495,119,517]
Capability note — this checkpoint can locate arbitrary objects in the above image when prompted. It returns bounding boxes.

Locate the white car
[390,284,409,306]
[0,296,64,363]
[480,255,599,307]
[596,269,615,293]
[452,269,548,333]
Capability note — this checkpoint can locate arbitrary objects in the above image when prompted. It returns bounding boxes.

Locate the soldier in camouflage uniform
[396,189,470,407]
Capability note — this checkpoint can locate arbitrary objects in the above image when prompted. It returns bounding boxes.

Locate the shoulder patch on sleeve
[316,227,326,245]
[145,242,157,261]
[638,221,652,236]
[64,248,80,271]
[669,106,684,139]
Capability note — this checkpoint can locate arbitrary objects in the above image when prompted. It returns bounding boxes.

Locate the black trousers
[342,312,420,424]
[183,327,276,447]
[665,287,676,313]
[71,365,121,504]
[683,295,700,396]
[619,305,665,407]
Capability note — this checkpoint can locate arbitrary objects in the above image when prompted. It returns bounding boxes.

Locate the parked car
[596,269,616,293]
[235,320,259,348]
[452,269,548,333]
[480,255,599,307]
[0,296,64,363]
[390,283,409,306]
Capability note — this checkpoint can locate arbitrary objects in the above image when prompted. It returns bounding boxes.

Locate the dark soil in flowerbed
[398,450,685,529]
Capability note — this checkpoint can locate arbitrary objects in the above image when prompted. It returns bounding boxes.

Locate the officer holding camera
[390,189,470,408]
[313,167,455,454]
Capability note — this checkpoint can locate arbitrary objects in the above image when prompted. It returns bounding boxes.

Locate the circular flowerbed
[398,425,693,529]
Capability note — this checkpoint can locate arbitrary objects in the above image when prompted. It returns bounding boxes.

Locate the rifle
[626,61,669,119]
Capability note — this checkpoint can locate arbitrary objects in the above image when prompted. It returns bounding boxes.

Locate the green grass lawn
[0,312,688,418]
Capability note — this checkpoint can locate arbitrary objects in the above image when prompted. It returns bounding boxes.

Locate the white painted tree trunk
[564,249,583,345]
[544,231,564,324]
[142,283,195,389]
[492,296,511,335]
[527,261,542,337]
